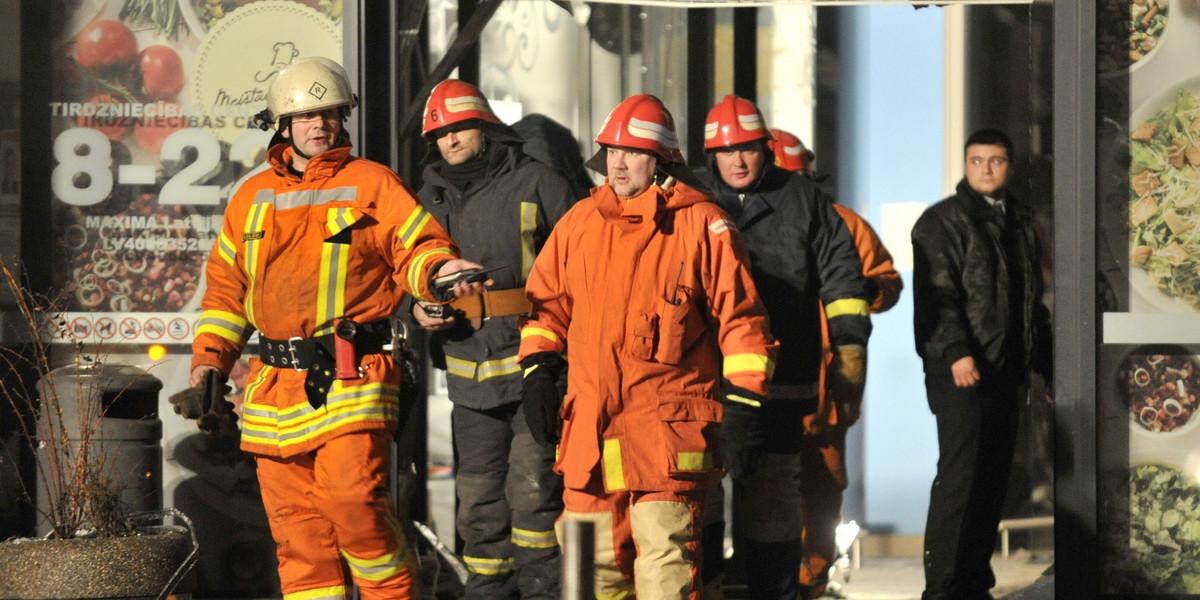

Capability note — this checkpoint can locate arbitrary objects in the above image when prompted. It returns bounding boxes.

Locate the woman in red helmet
[518,94,778,599]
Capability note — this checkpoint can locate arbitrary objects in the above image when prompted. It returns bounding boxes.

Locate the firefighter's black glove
[169,370,237,437]
[720,380,769,480]
[521,352,566,446]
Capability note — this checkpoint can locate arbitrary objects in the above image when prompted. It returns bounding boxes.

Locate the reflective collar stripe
[196,310,254,346]
[825,297,871,319]
[520,202,538,280]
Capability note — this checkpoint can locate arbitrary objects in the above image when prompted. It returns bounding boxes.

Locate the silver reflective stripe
[270,186,358,210]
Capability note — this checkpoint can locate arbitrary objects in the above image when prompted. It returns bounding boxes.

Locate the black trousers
[922,377,1023,600]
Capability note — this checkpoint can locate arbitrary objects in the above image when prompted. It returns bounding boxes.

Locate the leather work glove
[720,380,769,479]
[827,344,867,427]
[169,370,237,438]
[521,352,566,446]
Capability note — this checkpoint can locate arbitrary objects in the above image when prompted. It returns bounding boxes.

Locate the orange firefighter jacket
[807,204,902,433]
[192,144,460,457]
[519,179,779,493]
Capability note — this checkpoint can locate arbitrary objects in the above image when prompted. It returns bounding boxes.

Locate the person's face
[606,147,658,198]
[282,107,342,163]
[964,143,1010,197]
[714,142,766,190]
[435,127,485,166]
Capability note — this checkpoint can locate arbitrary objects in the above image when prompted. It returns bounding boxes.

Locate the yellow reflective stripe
[216,231,236,266]
[521,326,561,346]
[726,393,762,408]
[723,353,775,379]
[512,526,558,549]
[196,310,253,345]
[241,380,401,449]
[317,235,349,336]
[282,585,346,600]
[463,555,515,575]
[603,439,626,491]
[825,297,871,318]
[398,206,433,250]
[326,206,360,236]
[677,451,711,470]
[445,356,476,379]
[243,197,271,324]
[408,247,455,301]
[596,588,636,600]
[519,202,537,280]
[342,547,410,582]
[477,355,520,381]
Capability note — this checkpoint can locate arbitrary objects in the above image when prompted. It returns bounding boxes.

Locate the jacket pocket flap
[656,395,722,422]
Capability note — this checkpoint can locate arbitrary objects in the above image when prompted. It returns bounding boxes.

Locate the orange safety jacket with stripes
[192,143,460,458]
[518,179,779,493]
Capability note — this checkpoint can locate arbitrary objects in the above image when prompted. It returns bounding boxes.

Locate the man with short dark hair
[408,79,575,599]
[911,127,1052,600]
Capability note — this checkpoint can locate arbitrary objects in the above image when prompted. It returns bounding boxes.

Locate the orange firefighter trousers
[255,430,419,600]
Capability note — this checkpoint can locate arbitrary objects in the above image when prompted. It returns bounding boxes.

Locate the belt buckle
[287,336,305,371]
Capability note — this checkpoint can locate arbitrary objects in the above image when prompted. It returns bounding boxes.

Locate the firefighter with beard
[696,95,873,600]
[183,57,488,600]
[405,79,575,599]
[518,94,778,599]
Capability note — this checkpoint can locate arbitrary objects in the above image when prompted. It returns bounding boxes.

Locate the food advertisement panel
[1097,0,1200,595]
[49,0,342,344]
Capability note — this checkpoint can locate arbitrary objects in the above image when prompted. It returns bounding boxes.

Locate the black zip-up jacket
[698,164,872,391]
[407,143,575,410]
[911,179,1052,385]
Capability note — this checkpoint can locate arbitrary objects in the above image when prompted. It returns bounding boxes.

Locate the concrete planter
[0,511,197,600]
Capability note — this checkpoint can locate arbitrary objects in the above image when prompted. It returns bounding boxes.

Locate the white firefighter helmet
[257,56,358,129]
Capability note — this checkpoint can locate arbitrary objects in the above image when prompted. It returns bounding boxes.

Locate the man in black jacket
[407,79,576,599]
[911,128,1052,600]
[698,94,873,600]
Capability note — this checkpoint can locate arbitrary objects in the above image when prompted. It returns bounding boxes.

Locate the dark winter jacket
[911,179,1052,386]
[408,142,575,410]
[698,164,872,393]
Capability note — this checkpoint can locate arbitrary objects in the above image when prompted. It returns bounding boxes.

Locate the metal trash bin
[36,363,163,536]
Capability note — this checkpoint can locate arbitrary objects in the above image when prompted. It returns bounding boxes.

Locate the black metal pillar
[686,9,714,167]
[732,7,756,101]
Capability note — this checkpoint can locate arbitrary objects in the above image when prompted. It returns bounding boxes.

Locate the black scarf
[437,141,497,193]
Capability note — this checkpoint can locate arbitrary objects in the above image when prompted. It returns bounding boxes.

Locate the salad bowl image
[1128,75,1200,312]
[1098,0,1171,75]
[1124,350,1200,438]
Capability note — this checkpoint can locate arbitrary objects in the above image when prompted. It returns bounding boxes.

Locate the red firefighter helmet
[703,94,773,151]
[593,94,685,164]
[769,128,815,173]
[422,79,502,137]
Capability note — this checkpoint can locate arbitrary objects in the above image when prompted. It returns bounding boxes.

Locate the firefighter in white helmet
[184,56,488,600]
[404,79,575,599]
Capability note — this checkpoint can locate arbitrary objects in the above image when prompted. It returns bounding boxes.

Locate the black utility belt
[259,319,392,370]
